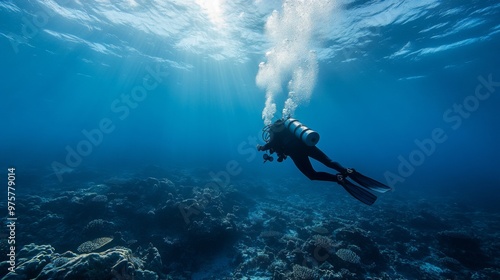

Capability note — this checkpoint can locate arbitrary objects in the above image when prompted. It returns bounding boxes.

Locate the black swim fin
[339,179,377,206]
[348,170,392,193]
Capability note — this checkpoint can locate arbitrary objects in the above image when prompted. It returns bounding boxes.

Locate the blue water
[3,0,499,204]
[1,1,500,278]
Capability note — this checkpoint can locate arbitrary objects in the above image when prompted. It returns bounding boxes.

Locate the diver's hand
[257,144,264,151]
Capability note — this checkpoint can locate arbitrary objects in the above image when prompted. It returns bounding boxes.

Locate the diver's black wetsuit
[259,120,348,182]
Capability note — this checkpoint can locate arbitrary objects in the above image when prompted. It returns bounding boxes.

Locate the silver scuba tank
[284,118,320,146]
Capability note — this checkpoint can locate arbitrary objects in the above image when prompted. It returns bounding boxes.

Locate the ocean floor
[1,166,499,279]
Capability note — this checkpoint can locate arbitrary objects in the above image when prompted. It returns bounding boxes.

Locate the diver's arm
[257,143,271,151]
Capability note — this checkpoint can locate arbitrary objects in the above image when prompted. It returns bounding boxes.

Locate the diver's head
[262,119,287,143]
[270,118,286,133]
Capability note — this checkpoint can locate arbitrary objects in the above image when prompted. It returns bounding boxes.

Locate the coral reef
[77,237,114,253]
[292,264,317,280]
[437,230,490,269]
[335,249,360,264]
[1,171,498,279]
[82,219,116,239]
[2,244,158,280]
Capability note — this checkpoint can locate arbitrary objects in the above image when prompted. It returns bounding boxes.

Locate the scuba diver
[257,118,391,205]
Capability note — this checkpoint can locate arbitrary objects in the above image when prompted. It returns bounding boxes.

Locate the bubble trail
[256,0,335,124]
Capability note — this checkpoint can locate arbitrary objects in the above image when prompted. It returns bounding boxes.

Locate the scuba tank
[284,118,320,146]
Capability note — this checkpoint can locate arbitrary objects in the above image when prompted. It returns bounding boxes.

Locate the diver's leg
[290,154,340,182]
[291,152,377,204]
[307,146,348,173]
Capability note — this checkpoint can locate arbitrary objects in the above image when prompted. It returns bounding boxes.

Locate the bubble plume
[256,0,335,125]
